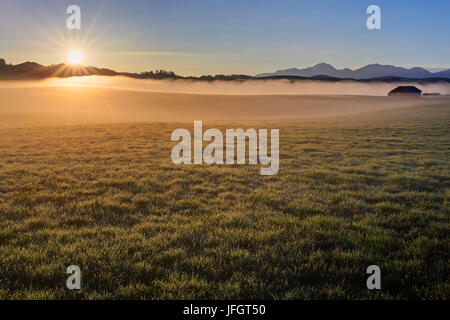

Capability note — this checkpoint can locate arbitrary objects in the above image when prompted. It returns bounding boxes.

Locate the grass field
[0,89,449,299]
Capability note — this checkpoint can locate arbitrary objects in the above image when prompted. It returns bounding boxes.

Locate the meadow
[0,87,448,299]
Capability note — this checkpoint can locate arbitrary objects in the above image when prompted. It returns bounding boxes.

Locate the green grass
[0,103,449,299]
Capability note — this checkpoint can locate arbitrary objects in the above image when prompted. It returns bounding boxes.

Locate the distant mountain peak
[311,63,337,71]
[314,62,333,67]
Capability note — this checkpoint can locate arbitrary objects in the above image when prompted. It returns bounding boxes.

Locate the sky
[0,0,449,75]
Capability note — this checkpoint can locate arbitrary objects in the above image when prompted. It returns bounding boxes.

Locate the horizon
[1,0,449,76]
[1,58,449,77]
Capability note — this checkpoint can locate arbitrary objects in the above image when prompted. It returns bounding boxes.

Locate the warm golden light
[68,50,83,64]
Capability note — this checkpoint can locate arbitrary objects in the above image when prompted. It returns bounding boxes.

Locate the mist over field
[2,75,450,96]
[0,77,448,127]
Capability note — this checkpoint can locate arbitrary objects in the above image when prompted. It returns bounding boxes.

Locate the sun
[68,50,83,64]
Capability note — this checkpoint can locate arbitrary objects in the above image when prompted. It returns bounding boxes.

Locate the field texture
[0,99,449,299]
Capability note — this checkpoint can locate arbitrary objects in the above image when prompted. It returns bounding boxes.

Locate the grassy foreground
[0,102,448,299]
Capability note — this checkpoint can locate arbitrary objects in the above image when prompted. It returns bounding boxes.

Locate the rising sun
[68,50,83,64]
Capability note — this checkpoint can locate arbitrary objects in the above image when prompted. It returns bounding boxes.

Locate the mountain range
[1,58,450,82]
[256,63,450,79]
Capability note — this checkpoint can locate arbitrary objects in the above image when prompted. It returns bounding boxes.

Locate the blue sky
[1,0,449,75]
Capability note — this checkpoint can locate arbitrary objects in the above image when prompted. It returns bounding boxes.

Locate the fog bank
[2,75,450,96]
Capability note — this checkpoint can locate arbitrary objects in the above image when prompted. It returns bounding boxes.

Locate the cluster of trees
[139,69,254,81]
[139,70,179,79]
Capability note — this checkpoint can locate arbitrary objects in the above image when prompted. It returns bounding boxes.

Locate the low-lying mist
[2,75,450,96]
